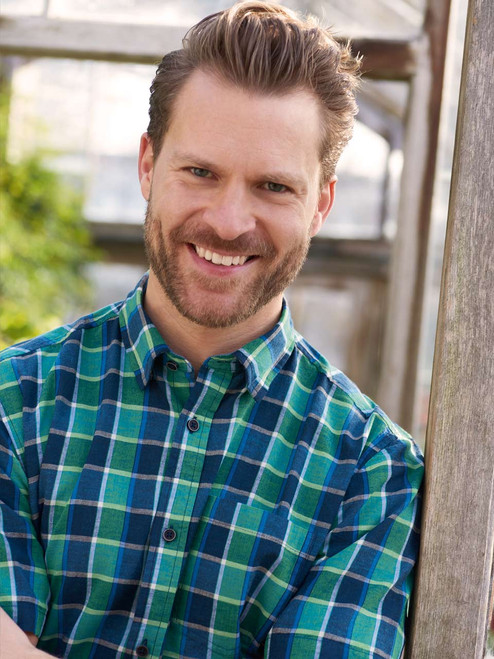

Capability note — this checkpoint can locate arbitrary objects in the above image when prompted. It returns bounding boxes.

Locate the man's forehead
[170,68,321,126]
[165,71,321,144]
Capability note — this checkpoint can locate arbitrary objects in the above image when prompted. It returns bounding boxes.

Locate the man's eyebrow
[170,150,216,171]
[261,171,308,190]
[170,150,308,190]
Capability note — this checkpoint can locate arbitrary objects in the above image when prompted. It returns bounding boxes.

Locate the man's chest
[28,368,358,655]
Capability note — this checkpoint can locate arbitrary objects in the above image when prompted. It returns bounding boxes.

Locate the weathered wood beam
[0,15,417,79]
[90,222,390,279]
[407,0,494,654]
[304,237,390,280]
[350,38,418,80]
[0,16,184,65]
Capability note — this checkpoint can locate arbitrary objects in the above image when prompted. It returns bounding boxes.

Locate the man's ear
[310,176,337,238]
[138,133,154,201]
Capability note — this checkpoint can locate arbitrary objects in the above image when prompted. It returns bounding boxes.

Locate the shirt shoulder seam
[292,336,416,450]
[0,304,122,363]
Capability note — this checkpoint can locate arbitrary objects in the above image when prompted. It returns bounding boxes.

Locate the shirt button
[135,645,149,657]
[163,527,177,542]
[187,418,199,432]
[166,360,178,371]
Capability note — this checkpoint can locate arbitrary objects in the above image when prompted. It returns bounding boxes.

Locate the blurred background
[0,0,467,448]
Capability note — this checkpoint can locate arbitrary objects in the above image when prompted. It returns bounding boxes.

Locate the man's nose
[202,184,257,241]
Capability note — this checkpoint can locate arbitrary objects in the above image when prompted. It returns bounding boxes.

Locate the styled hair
[147,1,361,181]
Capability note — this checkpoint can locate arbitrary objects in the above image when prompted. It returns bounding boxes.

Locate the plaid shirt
[0,275,423,659]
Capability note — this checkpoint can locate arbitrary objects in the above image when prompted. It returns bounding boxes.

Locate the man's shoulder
[0,300,123,373]
[293,332,376,412]
[292,332,418,451]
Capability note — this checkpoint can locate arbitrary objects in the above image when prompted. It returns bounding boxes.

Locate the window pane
[1,0,45,16]
[47,0,231,26]
[286,277,387,399]
[322,121,390,239]
[8,58,153,224]
[322,79,407,240]
[287,0,425,38]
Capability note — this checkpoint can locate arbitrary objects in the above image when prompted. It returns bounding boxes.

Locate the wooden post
[407,0,494,655]
[377,0,452,431]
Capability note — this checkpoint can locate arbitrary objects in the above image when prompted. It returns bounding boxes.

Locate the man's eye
[264,182,288,193]
[190,167,212,178]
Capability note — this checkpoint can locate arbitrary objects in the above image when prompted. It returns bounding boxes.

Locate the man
[0,2,423,657]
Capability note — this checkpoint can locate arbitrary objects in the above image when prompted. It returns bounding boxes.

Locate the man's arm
[0,609,52,657]
[264,433,423,659]
[0,406,51,642]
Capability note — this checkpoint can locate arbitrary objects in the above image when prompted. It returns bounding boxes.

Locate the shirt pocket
[167,494,325,657]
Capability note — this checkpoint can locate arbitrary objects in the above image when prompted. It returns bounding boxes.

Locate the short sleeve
[264,432,423,659]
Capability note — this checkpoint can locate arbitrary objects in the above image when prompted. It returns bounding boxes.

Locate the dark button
[166,361,178,371]
[163,527,177,542]
[136,645,149,657]
[187,418,199,432]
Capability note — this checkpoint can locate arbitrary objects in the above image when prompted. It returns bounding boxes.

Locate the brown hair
[147,1,361,181]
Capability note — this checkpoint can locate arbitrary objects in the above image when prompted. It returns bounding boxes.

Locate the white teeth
[194,245,249,267]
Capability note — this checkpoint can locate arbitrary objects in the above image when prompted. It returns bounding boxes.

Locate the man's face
[138,70,334,329]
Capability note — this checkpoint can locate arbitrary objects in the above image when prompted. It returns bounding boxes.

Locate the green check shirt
[0,275,423,658]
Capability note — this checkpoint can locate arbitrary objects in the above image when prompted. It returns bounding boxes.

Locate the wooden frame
[377,0,453,430]
[407,0,494,653]
[0,15,417,79]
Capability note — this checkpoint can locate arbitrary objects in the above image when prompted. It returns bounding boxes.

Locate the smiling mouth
[193,244,253,267]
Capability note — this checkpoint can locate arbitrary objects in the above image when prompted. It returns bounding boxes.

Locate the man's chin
[173,293,254,329]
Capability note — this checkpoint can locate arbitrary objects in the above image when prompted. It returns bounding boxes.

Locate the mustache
[146,208,276,258]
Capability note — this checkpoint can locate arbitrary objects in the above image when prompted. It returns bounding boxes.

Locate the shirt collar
[234,302,296,400]
[120,273,297,398]
[119,274,172,389]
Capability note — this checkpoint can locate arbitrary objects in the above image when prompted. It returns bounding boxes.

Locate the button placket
[129,370,227,652]
[127,370,228,656]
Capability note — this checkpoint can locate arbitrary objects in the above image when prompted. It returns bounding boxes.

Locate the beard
[144,202,311,329]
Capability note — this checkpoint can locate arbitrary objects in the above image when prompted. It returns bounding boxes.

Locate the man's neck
[143,275,283,373]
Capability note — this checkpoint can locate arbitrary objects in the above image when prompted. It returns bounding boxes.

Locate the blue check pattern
[0,274,423,658]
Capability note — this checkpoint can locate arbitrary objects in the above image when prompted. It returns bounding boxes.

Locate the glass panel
[322,79,407,240]
[86,263,146,309]
[8,58,154,225]
[286,0,425,39]
[1,0,45,16]
[323,120,390,240]
[48,0,231,26]
[286,277,386,398]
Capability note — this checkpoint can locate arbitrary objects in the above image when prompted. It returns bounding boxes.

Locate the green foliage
[488,627,494,654]
[0,96,99,349]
